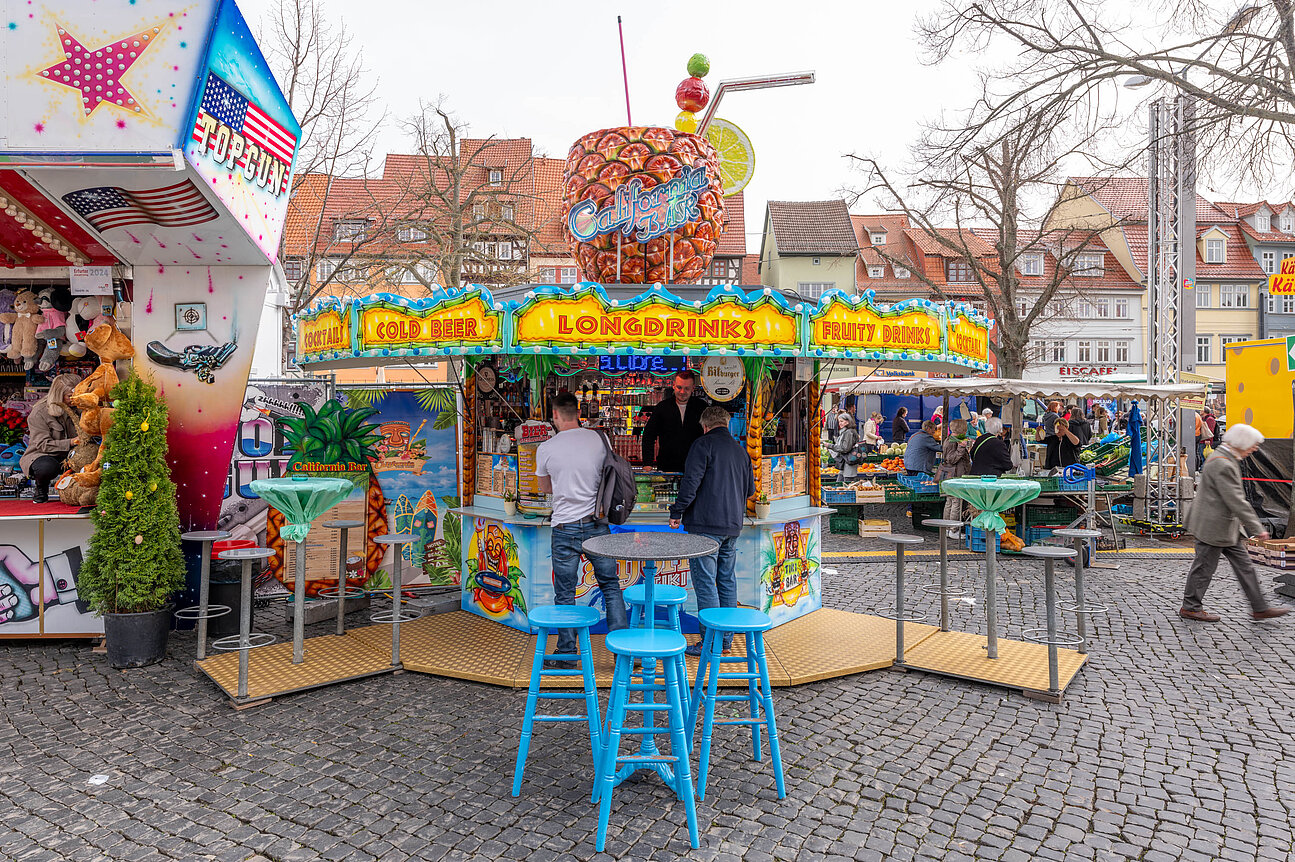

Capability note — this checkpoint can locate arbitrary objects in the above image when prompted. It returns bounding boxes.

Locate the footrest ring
[211,632,276,651]
[370,609,423,624]
[876,606,928,623]
[1020,627,1084,647]
[174,604,233,621]
[915,583,973,597]
[316,586,368,600]
[1056,600,1110,615]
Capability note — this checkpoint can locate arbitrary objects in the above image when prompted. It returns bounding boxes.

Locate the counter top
[452,504,834,529]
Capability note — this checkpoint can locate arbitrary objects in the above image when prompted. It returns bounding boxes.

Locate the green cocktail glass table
[251,476,355,664]
[940,476,1041,659]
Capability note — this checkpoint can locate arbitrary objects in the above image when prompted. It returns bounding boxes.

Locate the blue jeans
[688,532,739,649]
[551,520,627,654]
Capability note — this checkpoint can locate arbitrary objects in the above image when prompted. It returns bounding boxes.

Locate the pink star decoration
[38,22,165,116]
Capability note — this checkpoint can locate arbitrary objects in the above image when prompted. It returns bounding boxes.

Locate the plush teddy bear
[72,322,135,405]
[35,288,72,373]
[57,322,135,508]
[0,289,15,355]
[64,295,115,359]
[0,290,42,368]
[56,407,107,507]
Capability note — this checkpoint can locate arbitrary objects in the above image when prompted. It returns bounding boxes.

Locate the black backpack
[595,431,637,525]
[1212,420,1223,446]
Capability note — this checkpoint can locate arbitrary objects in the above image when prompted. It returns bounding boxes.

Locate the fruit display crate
[897,473,939,495]
[1024,504,1082,526]
[883,483,915,503]
[823,488,857,505]
[965,527,1001,553]
[829,511,860,534]
[1024,525,1058,545]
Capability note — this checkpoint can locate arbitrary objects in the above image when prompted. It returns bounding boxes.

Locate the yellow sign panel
[809,301,941,353]
[1224,338,1288,437]
[357,297,500,351]
[513,294,798,350]
[948,316,990,362]
[1268,256,1295,296]
[298,308,349,357]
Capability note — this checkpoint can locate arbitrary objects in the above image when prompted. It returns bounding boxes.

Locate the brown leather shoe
[1179,608,1221,622]
[1252,606,1291,620]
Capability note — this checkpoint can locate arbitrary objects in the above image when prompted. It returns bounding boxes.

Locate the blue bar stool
[625,582,687,632]
[512,604,603,798]
[687,607,786,801]
[596,628,698,852]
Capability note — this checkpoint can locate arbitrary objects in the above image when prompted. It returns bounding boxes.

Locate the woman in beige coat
[1181,424,1290,621]
[19,373,81,504]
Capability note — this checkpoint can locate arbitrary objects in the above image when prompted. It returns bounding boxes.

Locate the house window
[283,257,305,282]
[1263,251,1276,274]
[1077,341,1092,362]
[1092,298,1111,318]
[560,266,578,283]
[946,259,975,283]
[1220,335,1250,349]
[501,203,514,221]
[867,265,885,278]
[1114,298,1130,318]
[870,231,886,245]
[497,242,513,261]
[894,267,910,279]
[1020,253,1044,276]
[538,266,558,283]
[401,262,435,284]
[1257,213,1271,232]
[1114,340,1130,363]
[317,258,338,281]
[1220,284,1249,308]
[333,219,367,242]
[1196,336,1212,364]
[1205,238,1225,263]
[397,225,428,243]
[488,169,503,185]
[797,282,834,300]
[1073,252,1104,276]
[699,257,740,285]
[1196,284,1211,307]
[1050,341,1067,362]
[1275,294,1295,314]
[473,203,486,219]
[1096,340,1111,362]
[1283,214,1293,232]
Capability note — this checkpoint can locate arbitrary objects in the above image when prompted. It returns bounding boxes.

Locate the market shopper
[862,411,882,453]
[891,406,909,443]
[670,405,756,657]
[827,412,861,483]
[904,420,941,476]
[969,417,1015,476]
[1039,400,1062,472]
[536,392,628,666]
[641,369,707,473]
[1181,424,1291,622]
[936,418,972,528]
[20,373,81,504]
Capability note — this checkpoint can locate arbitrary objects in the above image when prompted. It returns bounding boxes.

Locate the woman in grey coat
[828,412,860,483]
[1181,424,1290,621]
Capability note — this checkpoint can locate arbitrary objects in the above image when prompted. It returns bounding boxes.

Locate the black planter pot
[103,608,172,669]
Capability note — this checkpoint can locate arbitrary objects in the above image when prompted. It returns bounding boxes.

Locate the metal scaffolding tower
[1145,96,1197,525]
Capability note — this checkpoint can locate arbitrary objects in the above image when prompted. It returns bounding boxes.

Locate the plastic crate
[822,488,857,505]
[829,512,859,534]
[883,483,915,502]
[1025,505,1081,526]
[965,527,1001,552]
[897,473,939,495]
[1024,525,1057,545]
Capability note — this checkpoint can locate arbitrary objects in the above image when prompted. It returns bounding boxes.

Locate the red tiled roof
[741,253,761,285]
[1125,224,1265,279]
[903,227,996,257]
[1069,176,1232,224]
[532,156,568,254]
[766,200,859,255]
[1235,219,1295,245]
[717,192,745,256]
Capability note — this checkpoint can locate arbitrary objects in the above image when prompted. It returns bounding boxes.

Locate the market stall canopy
[837,376,1207,401]
[293,283,996,372]
[0,0,300,267]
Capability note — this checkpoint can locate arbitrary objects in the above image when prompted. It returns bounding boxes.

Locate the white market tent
[835,377,1207,402]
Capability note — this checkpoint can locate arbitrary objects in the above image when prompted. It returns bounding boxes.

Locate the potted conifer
[78,373,186,668]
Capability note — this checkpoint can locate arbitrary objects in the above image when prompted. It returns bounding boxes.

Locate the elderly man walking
[1181,424,1290,622]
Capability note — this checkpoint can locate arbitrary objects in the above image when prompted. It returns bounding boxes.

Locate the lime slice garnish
[704,117,755,197]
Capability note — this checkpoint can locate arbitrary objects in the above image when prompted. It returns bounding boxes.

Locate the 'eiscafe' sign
[568,165,708,243]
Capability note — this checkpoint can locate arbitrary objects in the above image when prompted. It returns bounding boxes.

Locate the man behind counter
[641,369,708,472]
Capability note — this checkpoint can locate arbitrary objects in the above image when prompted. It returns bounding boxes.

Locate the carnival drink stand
[283,282,997,691]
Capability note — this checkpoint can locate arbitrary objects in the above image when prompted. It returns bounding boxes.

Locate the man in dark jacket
[968,417,1015,476]
[641,369,707,472]
[670,405,755,656]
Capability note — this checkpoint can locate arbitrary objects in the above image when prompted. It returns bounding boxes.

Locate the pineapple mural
[561,126,728,284]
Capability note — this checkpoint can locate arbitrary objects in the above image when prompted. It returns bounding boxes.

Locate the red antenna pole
[617,16,632,125]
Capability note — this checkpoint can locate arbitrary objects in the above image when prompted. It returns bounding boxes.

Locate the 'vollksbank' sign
[568,165,708,243]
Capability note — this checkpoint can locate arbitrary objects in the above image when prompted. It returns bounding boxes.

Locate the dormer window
[488,169,503,185]
[1205,238,1225,263]
[1257,212,1271,232]
[894,267,910,279]
[333,219,367,242]
[1284,213,1294,233]
[1019,252,1044,276]
[867,265,885,278]
[870,231,886,245]
[1073,252,1104,276]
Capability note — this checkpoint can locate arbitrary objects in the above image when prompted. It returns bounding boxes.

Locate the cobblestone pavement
[3,532,1294,862]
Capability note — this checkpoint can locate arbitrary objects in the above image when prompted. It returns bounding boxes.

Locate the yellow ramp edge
[195,633,394,702]
[901,629,1087,697]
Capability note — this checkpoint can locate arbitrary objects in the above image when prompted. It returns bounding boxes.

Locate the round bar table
[941,476,1041,659]
[319,520,366,636]
[249,477,354,664]
[582,531,719,788]
[176,529,231,661]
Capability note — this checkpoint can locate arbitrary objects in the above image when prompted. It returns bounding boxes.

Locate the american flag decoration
[62,181,218,232]
[191,72,297,192]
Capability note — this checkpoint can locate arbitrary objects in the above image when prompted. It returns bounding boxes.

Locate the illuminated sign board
[947,313,990,363]
[1269,256,1295,296]
[568,165,708,243]
[807,295,942,356]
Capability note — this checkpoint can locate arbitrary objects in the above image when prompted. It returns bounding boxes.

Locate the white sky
[238,0,1262,251]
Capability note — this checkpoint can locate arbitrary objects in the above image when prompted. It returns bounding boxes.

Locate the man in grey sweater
[1181,424,1290,621]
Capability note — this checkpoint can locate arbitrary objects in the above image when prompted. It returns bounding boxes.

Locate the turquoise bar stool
[624,582,688,632]
[687,607,786,801]
[596,628,699,852]
[512,605,603,798]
